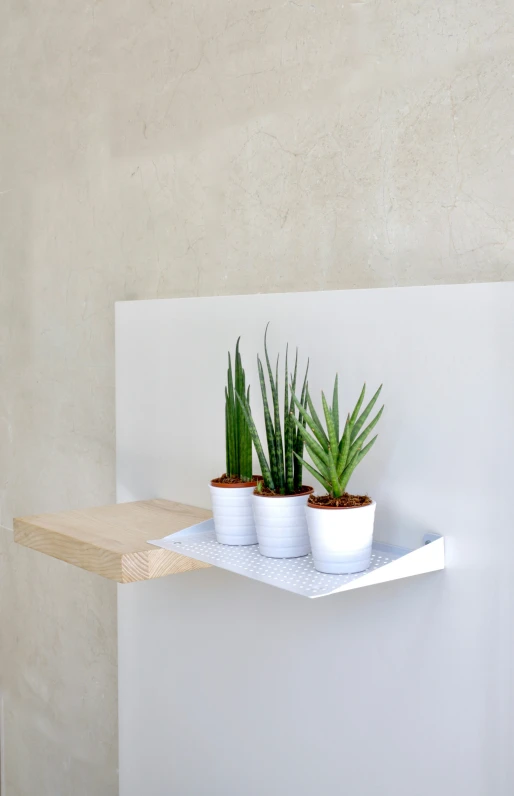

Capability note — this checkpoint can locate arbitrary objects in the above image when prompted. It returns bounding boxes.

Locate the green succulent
[225,339,253,481]
[291,377,384,498]
[236,326,309,494]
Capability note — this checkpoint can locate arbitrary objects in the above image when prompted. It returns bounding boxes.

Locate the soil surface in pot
[255,485,313,497]
[212,474,261,485]
[309,493,372,508]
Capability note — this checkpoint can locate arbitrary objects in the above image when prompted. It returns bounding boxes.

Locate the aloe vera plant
[291,377,384,497]
[236,327,309,494]
[225,339,253,481]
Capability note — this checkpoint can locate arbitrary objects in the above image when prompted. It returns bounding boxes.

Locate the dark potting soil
[308,493,372,508]
[212,474,257,485]
[255,485,313,497]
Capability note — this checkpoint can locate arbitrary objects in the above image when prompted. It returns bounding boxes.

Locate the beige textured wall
[0,533,118,796]
[1,0,513,793]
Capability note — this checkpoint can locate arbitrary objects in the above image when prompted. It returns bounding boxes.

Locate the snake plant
[291,377,383,497]
[225,339,253,481]
[237,327,309,494]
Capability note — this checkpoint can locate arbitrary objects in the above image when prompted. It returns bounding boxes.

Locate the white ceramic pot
[252,488,313,558]
[306,500,376,574]
[209,480,259,545]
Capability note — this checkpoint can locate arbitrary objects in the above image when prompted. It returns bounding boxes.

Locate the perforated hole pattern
[168,531,398,597]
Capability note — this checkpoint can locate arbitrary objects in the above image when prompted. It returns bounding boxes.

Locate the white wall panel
[117,284,514,796]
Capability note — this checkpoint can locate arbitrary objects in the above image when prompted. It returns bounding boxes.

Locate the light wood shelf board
[13,499,212,583]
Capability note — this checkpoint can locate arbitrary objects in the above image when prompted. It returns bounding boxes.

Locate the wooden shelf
[13,499,212,583]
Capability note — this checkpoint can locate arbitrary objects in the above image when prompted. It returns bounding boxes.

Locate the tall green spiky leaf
[226,353,237,475]
[257,356,278,482]
[225,387,231,475]
[241,385,253,480]
[233,327,308,495]
[306,392,329,448]
[264,326,284,493]
[236,391,275,490]
[284,346,296,495]
[234,340,243,474]
[293,365,309,491]
[224,340,253,481]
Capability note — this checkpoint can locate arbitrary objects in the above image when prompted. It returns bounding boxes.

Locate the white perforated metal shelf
[149,519,444,598]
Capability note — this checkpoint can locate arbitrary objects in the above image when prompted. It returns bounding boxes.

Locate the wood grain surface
[13,499,212,583]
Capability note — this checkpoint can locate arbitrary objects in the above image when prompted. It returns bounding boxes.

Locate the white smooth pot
[252,489,313,558]
[209,482,258,545]
[306,500,376,574]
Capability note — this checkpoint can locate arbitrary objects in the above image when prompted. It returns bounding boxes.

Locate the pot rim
[307,497,376,510]
[253,485,314,498]
[210,476,262,489]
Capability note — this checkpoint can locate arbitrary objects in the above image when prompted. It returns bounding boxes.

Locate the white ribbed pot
[306,500,376,574]
[252,487,313,558]
[209,479,260,545]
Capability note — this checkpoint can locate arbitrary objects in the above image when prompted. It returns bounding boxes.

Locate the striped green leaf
[236,391,275,490]
[257,355,278,483]
[332,374,339,441]
[351,385,383,442]
[293,361,308,491]
[340,435,378,492]
[336,414,351,476]
[293,453,331,493]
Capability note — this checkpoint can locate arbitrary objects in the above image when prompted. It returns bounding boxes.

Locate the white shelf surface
[149,520,445,598]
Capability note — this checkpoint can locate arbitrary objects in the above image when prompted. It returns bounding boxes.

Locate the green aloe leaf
[294,453,331,493]
[336,414,351,476]
[349,383,366,428]
[291,413,330,466]
[322,392,339,459]
[294,379,383,498]
[306,392,329,447]
[348,405,384,462]
[351,385,383,442]
[307,446,331,482]
[340,435,378,492]
[327,446,342,498]
[291,392,328,451]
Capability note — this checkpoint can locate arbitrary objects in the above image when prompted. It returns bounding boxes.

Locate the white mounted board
[149,520,445,597]
[116,284,514,796]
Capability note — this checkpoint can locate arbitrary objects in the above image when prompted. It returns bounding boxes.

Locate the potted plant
[210,340,260,545]
[292,377,384,574]
[237,328,312,558]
